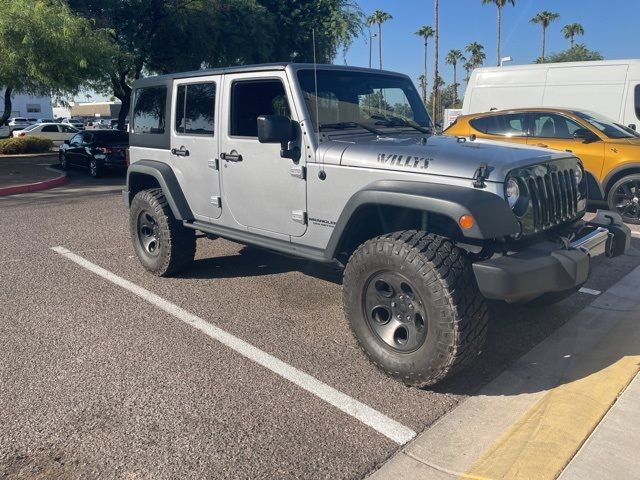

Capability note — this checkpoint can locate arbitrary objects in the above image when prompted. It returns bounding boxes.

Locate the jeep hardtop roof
[134,63,407,87]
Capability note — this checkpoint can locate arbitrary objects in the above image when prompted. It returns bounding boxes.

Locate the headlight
[574,165,584,185]
[505,178,520,209]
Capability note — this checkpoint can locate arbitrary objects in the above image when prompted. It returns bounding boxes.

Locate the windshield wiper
[319,122,382,135]
[371,114,433,134]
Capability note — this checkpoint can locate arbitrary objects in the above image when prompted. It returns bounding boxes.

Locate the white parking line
[51,246,416,445]
[579,287,601,296]
[631,231,640,239]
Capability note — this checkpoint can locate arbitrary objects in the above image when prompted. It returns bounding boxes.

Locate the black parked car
[59,130,129,177]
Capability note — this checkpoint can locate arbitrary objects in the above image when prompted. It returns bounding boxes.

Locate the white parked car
[60,118,85,130]
[12,122,79,145]
[0,124,10,138]
[8,117,30,132]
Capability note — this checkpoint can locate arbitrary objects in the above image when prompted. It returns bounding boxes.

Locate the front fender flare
[126,160,193,221]
[325,180,521,258]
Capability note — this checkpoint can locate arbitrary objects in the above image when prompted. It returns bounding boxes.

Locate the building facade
[0,89,54,118]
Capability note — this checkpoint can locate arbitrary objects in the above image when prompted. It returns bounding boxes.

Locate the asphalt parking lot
[2,169,640,479]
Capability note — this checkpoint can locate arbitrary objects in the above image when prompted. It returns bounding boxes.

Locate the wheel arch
[325,180,521,261]
[603,163,640,197]
[126,160,193,221]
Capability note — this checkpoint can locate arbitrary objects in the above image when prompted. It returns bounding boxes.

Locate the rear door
[39,124,61,143]
[170,77,221,221]
[218,71,307,237]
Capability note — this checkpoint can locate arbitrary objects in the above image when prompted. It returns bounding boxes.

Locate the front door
[170,77,222,221]
[219,72,307,237]
[527,112,605,180]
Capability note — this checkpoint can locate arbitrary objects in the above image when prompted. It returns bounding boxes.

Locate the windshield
[22,124,38,131]
[297,69,431,132]
[573,111,636,139]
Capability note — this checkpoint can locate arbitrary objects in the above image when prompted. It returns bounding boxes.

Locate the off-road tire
[343,230,488,388]
[130,188,196,276]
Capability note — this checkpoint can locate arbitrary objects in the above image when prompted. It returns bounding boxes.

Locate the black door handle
[171,146,189,157]
[221,151,242,162]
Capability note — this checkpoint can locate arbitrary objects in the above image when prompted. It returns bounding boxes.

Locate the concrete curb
[0,170,69,196]
[369,263,640,480]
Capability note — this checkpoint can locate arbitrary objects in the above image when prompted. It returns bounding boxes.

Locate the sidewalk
[0,154,68,195]
[370,263,640,480]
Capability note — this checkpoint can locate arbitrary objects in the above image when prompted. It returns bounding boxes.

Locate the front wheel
[129,188,196,276]
[89,158,101,178]
[59,152,68,170]
[343,231,488,388]
[607,174,640,224]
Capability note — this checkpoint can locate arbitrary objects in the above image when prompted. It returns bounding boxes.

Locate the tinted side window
[133,86,167,134]
[635,85,640,121]
[41,125,58,132]
[531,113,582,139]
[230,80,290,137]
[175,82,216,135]
[470,113,527,137]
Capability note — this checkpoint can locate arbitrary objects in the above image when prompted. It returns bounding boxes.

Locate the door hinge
[208,158,219,170]
[291,210,307,224]
[210,196,221,207]
[290,164,306,179]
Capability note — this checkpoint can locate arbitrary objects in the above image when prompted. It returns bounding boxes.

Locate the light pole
[368,32,377,69]
[500,56,513,67]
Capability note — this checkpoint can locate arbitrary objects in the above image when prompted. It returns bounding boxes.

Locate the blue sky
[346,0,639,86]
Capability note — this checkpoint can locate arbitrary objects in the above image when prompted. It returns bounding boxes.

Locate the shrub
[0,136,54,155]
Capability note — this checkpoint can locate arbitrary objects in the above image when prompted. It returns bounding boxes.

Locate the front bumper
[473,210,631,303]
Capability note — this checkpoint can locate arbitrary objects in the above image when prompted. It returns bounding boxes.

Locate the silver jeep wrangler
[124,63,630,387]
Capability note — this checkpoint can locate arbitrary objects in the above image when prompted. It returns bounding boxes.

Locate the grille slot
[521,168,578,231]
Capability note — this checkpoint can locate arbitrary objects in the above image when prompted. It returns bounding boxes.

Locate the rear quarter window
[133,86,167,134]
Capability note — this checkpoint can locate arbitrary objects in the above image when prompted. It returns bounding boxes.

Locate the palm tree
[531,11,560,62]
[366,10,392,69]
[481,0,515,66]
[463,61,474,83]
[432,0,439,123]
[415,25,434,103]
[445,49,466,105]
[465,42,486,69]
[562,23,584,48]
[417,74,427,105]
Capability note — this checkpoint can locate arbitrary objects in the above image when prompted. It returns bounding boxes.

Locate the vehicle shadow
[181,238,640,398]
[181,245,343,285]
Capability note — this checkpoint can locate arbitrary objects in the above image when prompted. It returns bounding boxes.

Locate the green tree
[445,49,465,105]
[463,61,474,83]
[536,44,603,64]
[530,11,560,62]
[415,26,434,104]
[562,23,585,48]
[481,0,515,66]
[465,42,486,69]
[70,0,363,128]
[0,0,111,125]
[417,74,427,105]
[366,10,392,69]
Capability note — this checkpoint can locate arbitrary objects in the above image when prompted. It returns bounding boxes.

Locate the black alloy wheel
[363,271,428,353]
[608,174,640,225]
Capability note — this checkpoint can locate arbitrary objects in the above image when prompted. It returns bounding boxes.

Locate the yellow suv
[445,108,640,224]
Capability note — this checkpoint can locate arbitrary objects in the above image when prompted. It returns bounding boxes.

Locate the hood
[322,134,574,182]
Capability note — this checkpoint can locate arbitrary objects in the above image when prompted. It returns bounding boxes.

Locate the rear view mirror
[257,115,295,144]
[573,128,598,143]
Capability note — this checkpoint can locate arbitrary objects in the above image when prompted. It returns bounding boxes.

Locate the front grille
[519,168,579,231]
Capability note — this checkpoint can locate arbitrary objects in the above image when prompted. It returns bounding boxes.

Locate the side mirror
[257,115,299,161]
[63,140,70,145]
[629,124,637,131]
[257,115,295,144]
[573,128,598,143]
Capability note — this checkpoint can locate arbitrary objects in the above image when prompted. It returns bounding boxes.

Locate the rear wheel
[343,231,488,388]
[607,174,640,224]
[130,188,196,276]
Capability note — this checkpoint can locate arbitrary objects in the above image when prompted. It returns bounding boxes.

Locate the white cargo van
[462,60,640,130]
